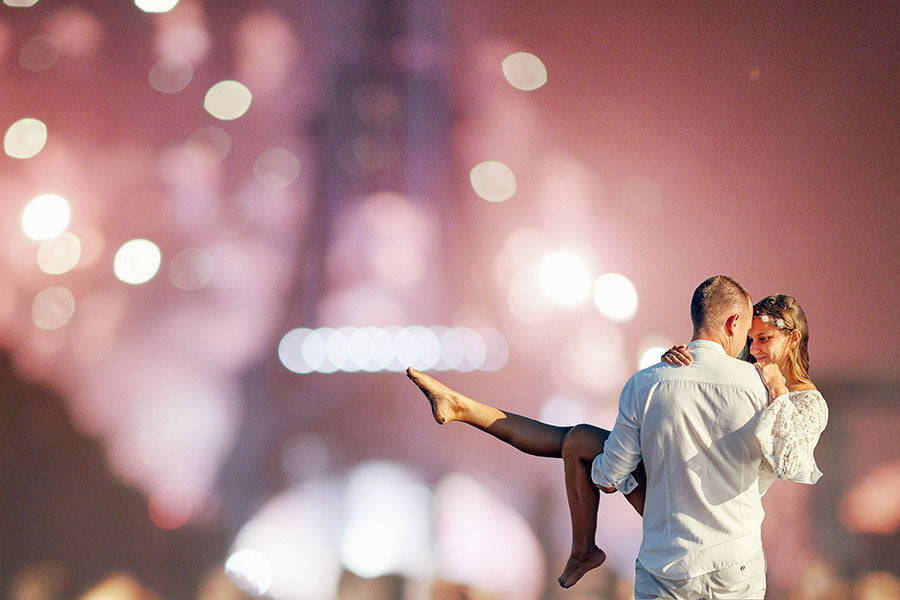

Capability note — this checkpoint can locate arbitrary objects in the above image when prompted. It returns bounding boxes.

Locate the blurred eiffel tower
[217,0,454,533]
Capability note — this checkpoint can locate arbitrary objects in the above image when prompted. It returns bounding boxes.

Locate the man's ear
[724,313,740,336]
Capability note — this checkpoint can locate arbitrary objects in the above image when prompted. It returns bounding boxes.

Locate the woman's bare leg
[557,425,646,588]
[406,367,570,457]
[408,367,647,589]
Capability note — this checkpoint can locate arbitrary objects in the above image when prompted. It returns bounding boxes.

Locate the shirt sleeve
[755,389,828,484]
[591,377,643,494]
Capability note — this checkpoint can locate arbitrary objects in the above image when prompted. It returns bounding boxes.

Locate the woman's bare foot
[557,545,606,589]
[406,367,466,424]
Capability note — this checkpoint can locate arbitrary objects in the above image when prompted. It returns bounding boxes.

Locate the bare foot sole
[406,367,464,425]
[557,546,607,589]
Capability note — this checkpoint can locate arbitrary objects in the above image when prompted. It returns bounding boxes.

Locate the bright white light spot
[437,327,463,370]
[185,126,231,165]
[38,232,81,274]
[32,285,75,329]
[325,328,351,372]
[501,52,548,91]
[392,327,418,369]
[537,250,592,307]
[593,273,638,322]
[302,329,332,373]
[346,327,375,371]
[168,248,215,290]
[4,0,40,7]
[114,239,161,285]
[278,326,506,373]
[204,80,252,121]
[368,327,396,371]
[458,327,486,372]
[253,148,301,188]
[225,549,273,597]
[410,326,441,370]
[4,118,47,159]
[341,462,434,579]
[639,346,668,370]
[148,56,194,93]
[135,0,179,13]
[470,160,516,203]
[22,194,70,240]
[279,328,313,374]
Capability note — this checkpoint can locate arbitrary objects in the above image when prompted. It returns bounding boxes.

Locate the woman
[664,294,828,493]
[407,294,828,588]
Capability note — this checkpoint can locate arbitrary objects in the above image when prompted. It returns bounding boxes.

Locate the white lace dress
[756,389,828,495]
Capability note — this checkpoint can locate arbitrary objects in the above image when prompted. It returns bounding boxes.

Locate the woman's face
[748,318,791,367]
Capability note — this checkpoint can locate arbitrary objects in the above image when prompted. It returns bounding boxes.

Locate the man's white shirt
[592,340,769,580]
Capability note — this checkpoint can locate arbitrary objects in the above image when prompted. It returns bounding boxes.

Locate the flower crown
[758,314,787,329]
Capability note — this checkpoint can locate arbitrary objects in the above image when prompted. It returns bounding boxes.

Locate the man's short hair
[690,275,751,331]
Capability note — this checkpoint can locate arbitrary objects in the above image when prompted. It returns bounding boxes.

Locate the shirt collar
[687,339,727,354]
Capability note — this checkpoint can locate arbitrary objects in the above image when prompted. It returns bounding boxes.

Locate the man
[592,275,769,599]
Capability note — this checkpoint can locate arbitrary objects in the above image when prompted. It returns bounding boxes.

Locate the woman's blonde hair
[749,294,812,384]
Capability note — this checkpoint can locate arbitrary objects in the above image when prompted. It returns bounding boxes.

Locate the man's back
[601,340,768,579]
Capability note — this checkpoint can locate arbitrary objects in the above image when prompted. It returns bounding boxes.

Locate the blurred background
[1,1,898,599]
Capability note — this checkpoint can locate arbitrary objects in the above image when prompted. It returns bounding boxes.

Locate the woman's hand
[662,344,693,366]
[755,362,788,402]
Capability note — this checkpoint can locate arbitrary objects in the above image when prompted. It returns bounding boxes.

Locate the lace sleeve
[755,389,828,484]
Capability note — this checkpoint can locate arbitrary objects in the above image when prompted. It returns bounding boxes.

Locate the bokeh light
[153,2,209,61]
[4,118,48,159]
[148,56,194,93]
[45,8,104,60]
[501,51,548,91]
[225,549,273,597]
[434,472,544,599]
[593,273,638,321]
[204,80,252,121]
[32,286,75,330]
[340,462,433,579]
[556,319,629,394]
[19,35,59,71]
[839,461,900,534]
[148,491,192,530]
[537,249,592,307]
[135,0,179,13]
[539,394,591,426]
[22,194,70,241]
[113,239,162,285]
[230,483,343,600]
[168,248,215,290]
[253,148,301,188]
[37,232,81,275]
[469,160,516,203]
[278,326,507,374]
[639,345,668,369]
[4,0,40,7]
[185,126,231,165]
[79,574,154,600]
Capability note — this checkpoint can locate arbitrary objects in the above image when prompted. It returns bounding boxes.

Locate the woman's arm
[661,344,692,366]
[755,362,788,402]
[755,389,828,483]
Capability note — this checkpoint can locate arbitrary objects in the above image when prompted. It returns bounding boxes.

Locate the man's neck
[691,331,729,354]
